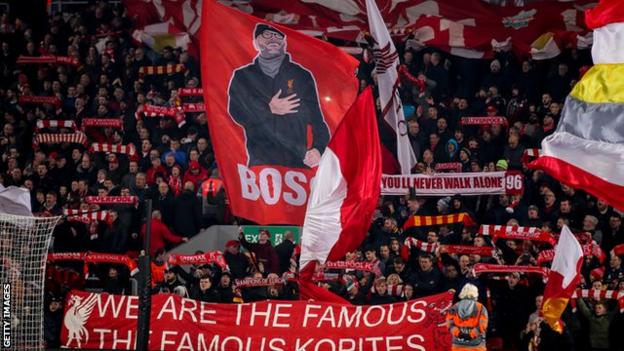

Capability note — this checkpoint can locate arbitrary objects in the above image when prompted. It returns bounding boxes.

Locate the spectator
[141,210,186,256]
[275,231,296,274]
[446,283,488,351]
[239,229,280,274]
[223,240,250,280]
[190,275,220,302]
[172,181,202,238]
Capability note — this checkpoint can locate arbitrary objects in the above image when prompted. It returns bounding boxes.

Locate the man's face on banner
[255,29,285,58]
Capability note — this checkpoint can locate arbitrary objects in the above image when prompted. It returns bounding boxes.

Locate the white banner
[381,171,524,196]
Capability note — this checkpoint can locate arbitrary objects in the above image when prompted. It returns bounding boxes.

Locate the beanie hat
[225,240,240,248]
[496,159,509,170]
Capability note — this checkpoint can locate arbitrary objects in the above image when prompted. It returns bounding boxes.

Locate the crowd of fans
[0,2,622,350]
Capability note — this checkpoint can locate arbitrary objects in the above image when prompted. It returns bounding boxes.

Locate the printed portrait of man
[228,23,329,169]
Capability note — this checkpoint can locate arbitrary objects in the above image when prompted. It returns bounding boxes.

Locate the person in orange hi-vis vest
[446,283,489,351]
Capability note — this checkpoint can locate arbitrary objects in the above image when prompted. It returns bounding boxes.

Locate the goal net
[0,214,60,351]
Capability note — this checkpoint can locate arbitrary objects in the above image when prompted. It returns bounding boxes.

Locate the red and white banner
[224,0,592,59]
[382,171,523,196]
[123,0,592,60]
[200,1,359,225]
[61,290,452,350]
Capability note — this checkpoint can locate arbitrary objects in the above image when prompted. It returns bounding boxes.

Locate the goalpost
[0,214,60,351]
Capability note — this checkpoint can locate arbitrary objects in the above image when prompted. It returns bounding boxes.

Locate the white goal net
[0,214,60,351]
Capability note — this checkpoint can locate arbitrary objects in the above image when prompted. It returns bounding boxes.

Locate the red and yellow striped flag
[403,212,475,230]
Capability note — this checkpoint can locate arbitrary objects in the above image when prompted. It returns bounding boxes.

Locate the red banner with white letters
[381,171,524,196]
[200,1,359,224]
[61,290,452,350]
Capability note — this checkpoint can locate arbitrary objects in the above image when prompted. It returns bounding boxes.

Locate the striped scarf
[135,104,186,128]
[570,289,624,313]
[324,261,375,271]
[460,116,508,126]
[17,55,80,66]
[64,209,110,223]
[81,118,123,129]
[404,237,439,253]
[19,95,61,107]
[167,252,228,270]
[182,102,205,113]
[85,196,138,205]
[36,120,77,131]
[403,212,475,229]
[48,252,138,277]
[478,224,556,245]
[178,88,203,97]
[370,283,404,297]
[90,143,136,156]
[34,132,88,147]
[472,263,549,276]
[138,64,185,77]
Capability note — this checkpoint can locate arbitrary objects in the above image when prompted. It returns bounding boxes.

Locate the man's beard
[259,45,285,59]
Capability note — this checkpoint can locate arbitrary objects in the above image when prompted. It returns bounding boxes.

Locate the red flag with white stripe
[299,87,381,278]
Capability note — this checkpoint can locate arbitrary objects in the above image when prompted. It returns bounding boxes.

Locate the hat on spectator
[225,240,240,248]
[496,159,508,170]
[461,147,471,157]
[48,151,58,159]
[528,205,539,212]
[487,105,498,114]
[189,160,201,170]
[590,267,605,281]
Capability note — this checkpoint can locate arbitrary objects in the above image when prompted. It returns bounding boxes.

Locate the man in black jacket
[173,181,202,237]
[223,240,250,280]
[275,230,295,273]
[228,24,329,169]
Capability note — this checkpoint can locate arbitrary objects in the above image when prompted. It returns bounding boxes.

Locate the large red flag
[300,87,382,279]
[200,1,359,225]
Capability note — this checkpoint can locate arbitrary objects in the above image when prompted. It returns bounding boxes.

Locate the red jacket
[141,218,184,256]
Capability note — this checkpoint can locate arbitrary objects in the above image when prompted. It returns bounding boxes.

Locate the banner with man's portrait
[201,1,359,224]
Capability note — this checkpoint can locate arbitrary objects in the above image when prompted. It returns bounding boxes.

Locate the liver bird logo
[372,42,398,74]
[63,293,98,348]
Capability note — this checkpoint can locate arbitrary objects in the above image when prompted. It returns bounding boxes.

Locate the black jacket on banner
[228,54,329,168]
